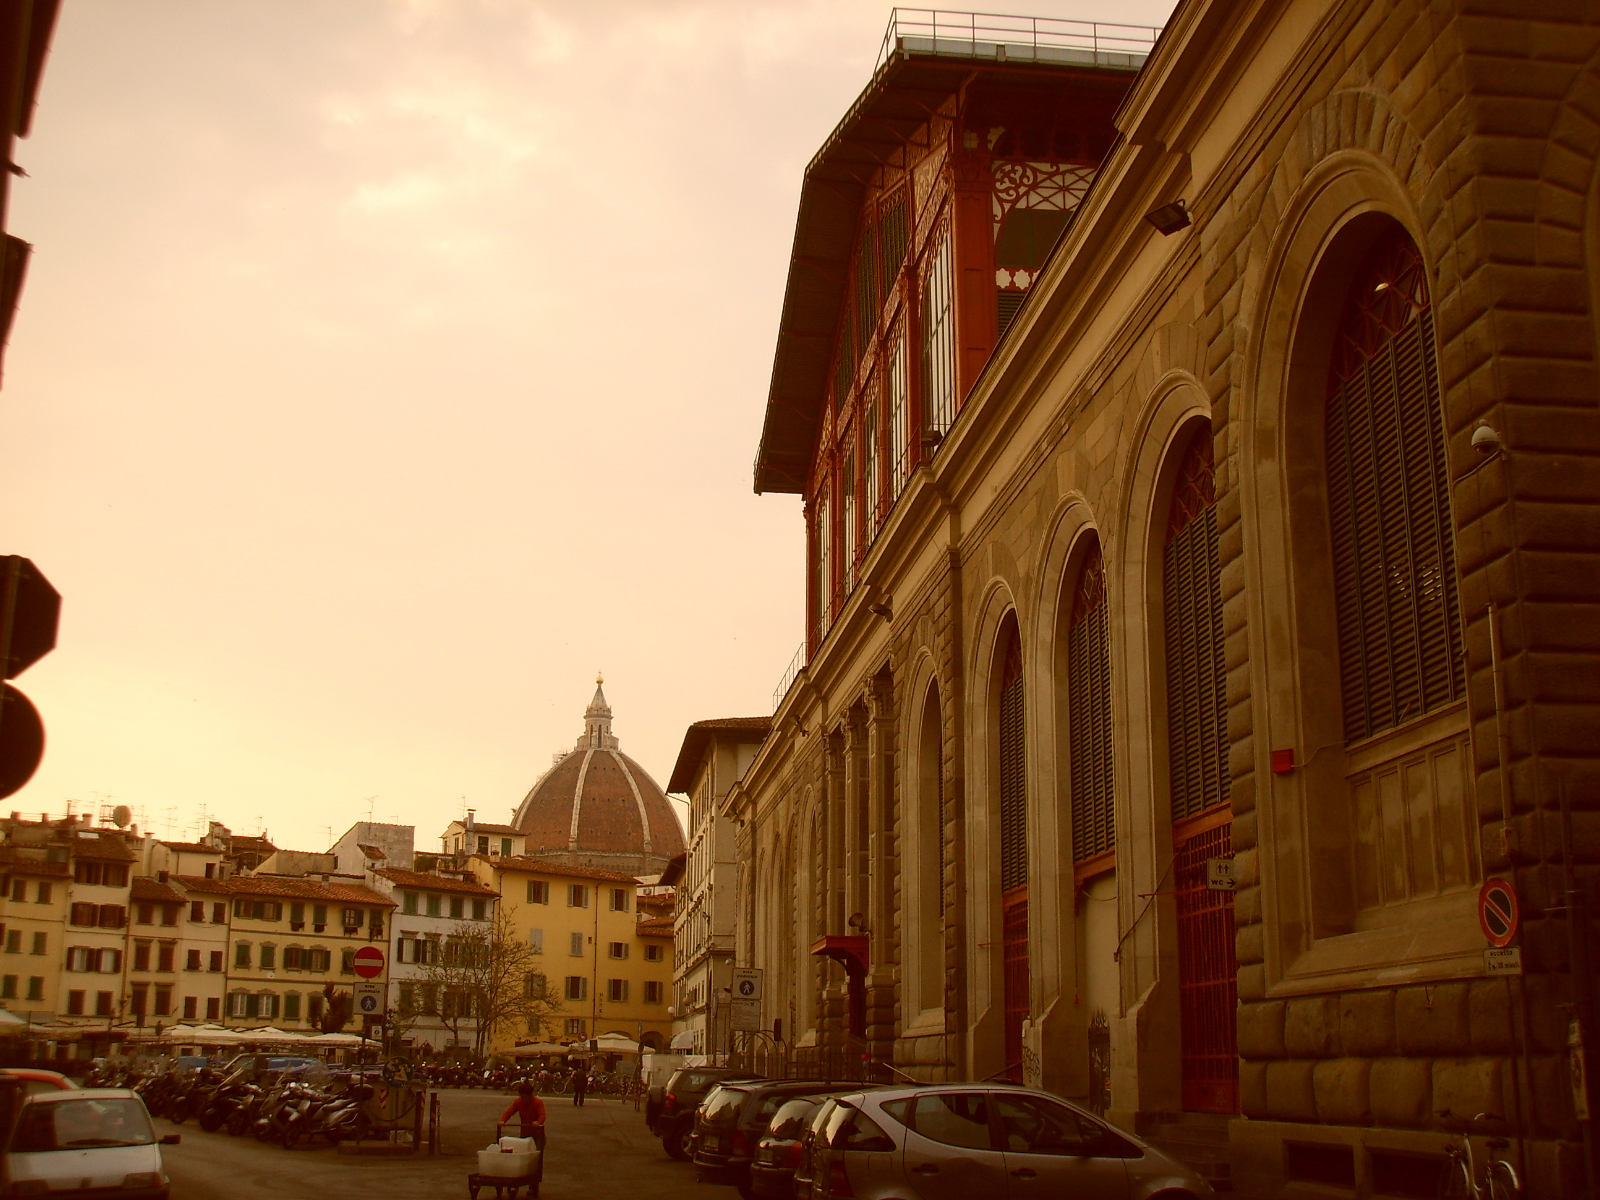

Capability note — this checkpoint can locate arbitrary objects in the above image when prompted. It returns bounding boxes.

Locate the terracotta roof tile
[169,874,395,906]
[668,716,772,792]
[375,868,497,897]
[0,848,70,878]
[476,855,640,884]
[157,841,220,855]
[635,917,674,936]
[130,878,186,903]
[169,876,232,895]
[68,835,138,863]
[456,822,520,836]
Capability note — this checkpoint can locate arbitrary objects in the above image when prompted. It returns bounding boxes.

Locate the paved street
[155,1090,707,1200]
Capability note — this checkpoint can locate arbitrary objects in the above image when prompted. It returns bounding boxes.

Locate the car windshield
[702,1087,746,1123]
[12,1098,155,1152]
[678,1072,727,1092]
[767,1099,819,1140]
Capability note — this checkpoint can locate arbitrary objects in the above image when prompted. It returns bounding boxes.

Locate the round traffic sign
[357,993,381,1014]
[352,945,386,979]
[1479,878,1520,948]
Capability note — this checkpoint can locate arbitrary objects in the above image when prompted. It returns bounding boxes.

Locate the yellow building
[0,842,69,1019]
[209,874,394,1030]
[468,855,673,1050]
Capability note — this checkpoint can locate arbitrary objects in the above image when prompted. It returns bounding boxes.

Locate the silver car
[802,1083,1211,1199]
[5,1088,178,1199]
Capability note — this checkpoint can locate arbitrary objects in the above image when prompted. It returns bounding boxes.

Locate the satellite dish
[111,805,132,828]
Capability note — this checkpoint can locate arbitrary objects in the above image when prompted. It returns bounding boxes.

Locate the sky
[0,0,1174,853]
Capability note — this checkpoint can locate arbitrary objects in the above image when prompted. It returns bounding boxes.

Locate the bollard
[428,1090,441,1156]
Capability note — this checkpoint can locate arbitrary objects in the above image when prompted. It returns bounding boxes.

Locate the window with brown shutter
[1069,543,1114,860]
[1164,429,1230,822]
[1325,230,1463,743]
[998,637,1027,892]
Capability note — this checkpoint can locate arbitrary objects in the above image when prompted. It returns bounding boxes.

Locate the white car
[6,1088,177,1198]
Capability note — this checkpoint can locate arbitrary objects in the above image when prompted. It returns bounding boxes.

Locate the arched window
[1165,429,1229,820]
[1069,542,1114,861]
[1325,229,1463,742]
[997,629,1028,1079]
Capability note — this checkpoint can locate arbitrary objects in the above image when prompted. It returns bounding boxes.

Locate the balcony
[877,8,1160,73]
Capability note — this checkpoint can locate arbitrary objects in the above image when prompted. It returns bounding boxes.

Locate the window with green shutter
[1069,543,1114,861]
[1325,230,1463,743]
[1164,429,1229,821]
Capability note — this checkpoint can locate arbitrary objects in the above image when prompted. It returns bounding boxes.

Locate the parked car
[653,1066,761,1161]
[788,1095,844,1200]
[5,1088,180,1199]
[800,1083,1212,1199]
[694,1080,871,1197]
[0,1068,76,1097]
[749,1094,847,1200]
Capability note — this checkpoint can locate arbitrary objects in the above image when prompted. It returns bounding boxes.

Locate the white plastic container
[478,1140,539,1179]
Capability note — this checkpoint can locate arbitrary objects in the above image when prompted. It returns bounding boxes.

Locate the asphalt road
[154,1089,708,1200]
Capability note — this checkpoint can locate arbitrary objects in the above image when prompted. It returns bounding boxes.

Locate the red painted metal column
[949,135,996,407]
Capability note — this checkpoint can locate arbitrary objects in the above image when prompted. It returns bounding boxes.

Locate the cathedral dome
[510,679,685,877]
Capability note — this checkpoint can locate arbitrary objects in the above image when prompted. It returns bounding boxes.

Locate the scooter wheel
[282,1125,301,1151]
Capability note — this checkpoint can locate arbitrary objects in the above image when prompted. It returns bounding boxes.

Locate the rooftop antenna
[161,806,178,837]
[322,825,333,849]
[363,795,377,823]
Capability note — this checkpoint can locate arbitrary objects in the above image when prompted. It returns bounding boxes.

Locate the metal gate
[1174,809,1237,1113]
[1002,883,1028,1081]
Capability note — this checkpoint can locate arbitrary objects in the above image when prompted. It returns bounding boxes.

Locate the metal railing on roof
[772,641,805,713]
[876,8,1162,72]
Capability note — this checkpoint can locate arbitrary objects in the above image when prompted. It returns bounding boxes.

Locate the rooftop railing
[876,8,1162,73]
[772,641,806,713]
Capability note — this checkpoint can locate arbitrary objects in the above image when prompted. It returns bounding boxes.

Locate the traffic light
[0,556,57,798]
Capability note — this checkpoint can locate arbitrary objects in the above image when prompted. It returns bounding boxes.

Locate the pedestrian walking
[571,1060,588,1107]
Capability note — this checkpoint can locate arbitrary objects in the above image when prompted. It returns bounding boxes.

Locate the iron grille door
[1175,812,1238,1113]
[999,637,1028,1081]
[1069,544,1114,861]
[1325,231,1463,743]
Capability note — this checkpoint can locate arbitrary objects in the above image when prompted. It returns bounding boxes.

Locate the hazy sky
[0,0,1174,853]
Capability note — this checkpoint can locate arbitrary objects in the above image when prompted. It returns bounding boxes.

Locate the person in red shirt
[500,1082,547,1159]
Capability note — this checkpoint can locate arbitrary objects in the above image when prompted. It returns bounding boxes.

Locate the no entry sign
[1478,878,1520,948]
[352,945,386,979]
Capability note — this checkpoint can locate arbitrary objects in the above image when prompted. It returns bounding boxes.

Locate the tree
[411,908,561,1057]
[318,981,351,1034]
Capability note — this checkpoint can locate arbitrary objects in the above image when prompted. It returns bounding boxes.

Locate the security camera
[1471,423,1502,456]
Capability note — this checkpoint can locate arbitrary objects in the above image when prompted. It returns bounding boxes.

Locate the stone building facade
[725,3,1600,1195]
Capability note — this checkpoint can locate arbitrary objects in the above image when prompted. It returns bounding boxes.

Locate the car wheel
[664,1128,690,1161]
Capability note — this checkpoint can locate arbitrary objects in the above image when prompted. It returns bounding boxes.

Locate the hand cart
[466,1122,543,1199]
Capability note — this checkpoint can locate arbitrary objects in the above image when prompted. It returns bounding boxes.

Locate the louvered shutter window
[1325,230,1464,743]
[1070,544,1114,860]
[813,485,831,640]
[1165,430,1230,821]
[998,637,1027,891]
[922,228,955,435]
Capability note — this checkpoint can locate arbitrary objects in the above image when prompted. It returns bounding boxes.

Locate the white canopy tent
[508,1042,568,1058]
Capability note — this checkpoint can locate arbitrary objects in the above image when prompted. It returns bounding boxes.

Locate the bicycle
[1436,1111,1520,1199]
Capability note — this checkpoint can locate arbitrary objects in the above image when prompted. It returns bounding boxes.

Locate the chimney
[157,870,169,884]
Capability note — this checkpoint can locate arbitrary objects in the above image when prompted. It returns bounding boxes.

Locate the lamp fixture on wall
[1144,199,1191,235]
